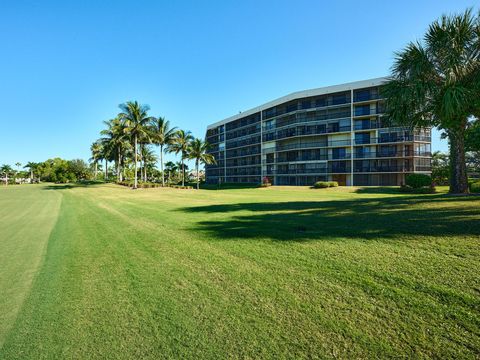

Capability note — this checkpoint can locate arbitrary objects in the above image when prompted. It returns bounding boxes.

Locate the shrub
[405,174,432,189]
[328,181,338,187]
[469,181,480,193]
[313,181,330,189]
[400,184,436,194]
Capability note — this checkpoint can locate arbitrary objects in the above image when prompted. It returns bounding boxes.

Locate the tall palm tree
[1,164,13,186]
[24,162,38,181]
[383,9,480,194]
[100,117,130,182]
[188,138,216,189]
[119,101,154,189]
[90,141,103,179]
[168,130,194,186]
[150,117,177,186]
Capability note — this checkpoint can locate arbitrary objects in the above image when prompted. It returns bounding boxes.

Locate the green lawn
[0,183,479,359]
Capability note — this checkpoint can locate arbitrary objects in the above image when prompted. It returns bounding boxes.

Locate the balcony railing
[354,108,384,117]
[353,122,384,131]
[354,151,431,159]
[276,139,352,152]
[354,166,414,173]
[267,167,328,175]
[353,93,383,102]
[353,135,430,145]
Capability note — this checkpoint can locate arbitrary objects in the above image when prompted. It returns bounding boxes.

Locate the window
[354,89,370,102]
[332,148,347,159]
[301,100,311,109]
[315,97,326,107]
[355,105,370,116]
[355,132,370,144]
[332,93,348,105]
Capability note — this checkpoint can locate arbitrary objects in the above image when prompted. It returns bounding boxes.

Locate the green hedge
[328,181,338,187]
[313,181,330,189]
[405,174,432,188]
[469,181,480,193]
[169,184,194,189]
[400,185,436,194]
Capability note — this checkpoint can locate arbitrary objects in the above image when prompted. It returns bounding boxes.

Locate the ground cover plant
[0,184,479,358]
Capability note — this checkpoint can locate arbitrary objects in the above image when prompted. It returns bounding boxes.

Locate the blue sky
[0,0,475,166]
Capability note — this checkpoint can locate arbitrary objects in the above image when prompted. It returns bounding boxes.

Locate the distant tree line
[1,158,91,185]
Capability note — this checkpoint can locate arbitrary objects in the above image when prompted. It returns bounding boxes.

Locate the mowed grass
[0,184,479,359]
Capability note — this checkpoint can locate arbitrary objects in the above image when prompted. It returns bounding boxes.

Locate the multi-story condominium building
[205,78,431,186]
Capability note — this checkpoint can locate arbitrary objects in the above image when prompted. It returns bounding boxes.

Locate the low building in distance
[205,78,431,186]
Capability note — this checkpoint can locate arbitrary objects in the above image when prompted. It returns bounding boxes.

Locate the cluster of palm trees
[1,162,36,185]
[92,101,215,189]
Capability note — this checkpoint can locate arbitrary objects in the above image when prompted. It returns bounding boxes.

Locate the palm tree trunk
[181,154,185,187]
[94,161,98,180]
[160,145,164,187]
[117,147,121,182]
[196,160,199,190]
[449,129,469,194]
[105,159,108,181]
[140,148,143,182]
[134,134,138,189]
[30,170,33,181]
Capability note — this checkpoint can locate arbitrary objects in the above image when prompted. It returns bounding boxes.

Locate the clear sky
[0,0,476,166]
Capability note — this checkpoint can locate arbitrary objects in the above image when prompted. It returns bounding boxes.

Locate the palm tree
[168,130,194,186]
[150,117,177,186]
[119,101,154,189]
[164,161,178,184]
[1,164,13,186]
[188,138,216,189]
[100,117,130,182]
[24,162,38,181]
[14,162,21,182]
[90,141,103,179]
[97,138,114,181]
[383,9,480,194]
[139,145,157,182]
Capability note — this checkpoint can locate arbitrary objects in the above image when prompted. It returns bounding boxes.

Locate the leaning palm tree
[150,117,177,186]
[383,9,480,194]
[168,130,194,186]
[118,101,154,189]
[1,164,13,186]
[90,141,103,179]
[188,138,216,189]
[24,162,38,181]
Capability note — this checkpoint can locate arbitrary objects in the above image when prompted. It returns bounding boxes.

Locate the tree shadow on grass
[42,181,105,190]
[354,187,402,195]
[178,194,480,242]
